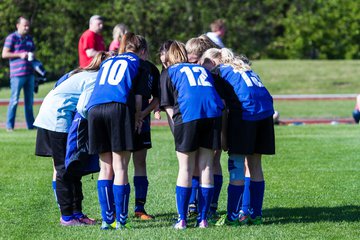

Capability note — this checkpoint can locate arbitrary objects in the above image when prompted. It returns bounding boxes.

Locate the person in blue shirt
[200,48,275,226]
[86,32,148,230]
[34,51,111,226]
[160,40,224,229]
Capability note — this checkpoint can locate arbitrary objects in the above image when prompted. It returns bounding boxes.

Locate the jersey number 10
[99,60,128,85]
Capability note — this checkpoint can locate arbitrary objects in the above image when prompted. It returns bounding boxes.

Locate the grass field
[0,125,359,239]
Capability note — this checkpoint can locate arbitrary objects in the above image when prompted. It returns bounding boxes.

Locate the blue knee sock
[52,181,60,208]
[113,184,130,225]
[176,186,192,220]
[198,186,214,221]
[249,180,265,218]
[97,180,115,224]
[134,176,148,212]
[241,177,251,214]
[189,176,199,209]
[227,184,244,221]
[211,175,223,212]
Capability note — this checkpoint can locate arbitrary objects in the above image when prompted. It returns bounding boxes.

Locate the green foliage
[0,126,360,239]
[0,0,359,87]
[272,0,360,59]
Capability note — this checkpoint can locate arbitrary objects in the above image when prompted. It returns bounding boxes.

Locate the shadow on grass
[263,205,360,224]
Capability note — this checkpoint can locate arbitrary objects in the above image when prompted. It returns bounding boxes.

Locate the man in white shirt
[206,19,226,48]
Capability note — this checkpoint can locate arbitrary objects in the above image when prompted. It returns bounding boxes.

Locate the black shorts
[35,127,69,178]
[88,102,135,154]
[228,113,275,155]
[133,131,152,151]
[35,127,53,157]
[174,117,222,152]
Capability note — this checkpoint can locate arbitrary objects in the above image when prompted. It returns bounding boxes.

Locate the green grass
[0,125,359,239]
[252,60,360,94]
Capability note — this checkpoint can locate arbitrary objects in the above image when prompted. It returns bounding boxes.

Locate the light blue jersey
[33,71,98,132]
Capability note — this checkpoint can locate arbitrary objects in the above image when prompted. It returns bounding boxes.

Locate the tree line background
[0,0,359,87]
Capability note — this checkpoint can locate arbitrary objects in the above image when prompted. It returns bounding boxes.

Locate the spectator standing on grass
[2,16,36,131]
[78,15,106,68]
[109,23,128,52]
[206,19,226,48]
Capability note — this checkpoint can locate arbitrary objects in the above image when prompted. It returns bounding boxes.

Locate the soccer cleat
[248,216,263,225]
[116,221,132,230]
[135,211,155,220]
[60,218,83,226]
[100,221,117,230]
[77,215,96,225]
[198,219,209,228]
[173,219,187,230]
[238,211,249,225]
[215,214,239,226]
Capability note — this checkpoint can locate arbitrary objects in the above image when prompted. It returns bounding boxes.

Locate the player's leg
[197,147,214,228]
[112,151,131,229]
[174,150,196,229]
[97,152,116,229]
[50,131,81,226]
[209,149,223,221]
[239,158,251,224]
[247,153,264,225]
[133,148,154,220]
[216,154,245,226]
[188,156,199,218]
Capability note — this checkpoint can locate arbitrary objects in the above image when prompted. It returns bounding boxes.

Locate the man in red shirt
[78,15,106,68]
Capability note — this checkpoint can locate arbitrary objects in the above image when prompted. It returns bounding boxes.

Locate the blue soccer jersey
[86,52,147,111]
[160,63,224,125]
[213,64,274,121]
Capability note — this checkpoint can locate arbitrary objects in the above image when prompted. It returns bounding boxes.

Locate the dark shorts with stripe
[88,102,135,154]
[228,112,275,155]
[174,117,222,153]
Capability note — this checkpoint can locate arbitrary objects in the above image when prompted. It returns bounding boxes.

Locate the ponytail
[118,32,147,55]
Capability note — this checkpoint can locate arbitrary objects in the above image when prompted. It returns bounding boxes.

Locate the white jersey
[34,71,98,133]
[206,32,224,48]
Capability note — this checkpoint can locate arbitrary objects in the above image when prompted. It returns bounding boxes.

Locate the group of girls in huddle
[34,31,275,230]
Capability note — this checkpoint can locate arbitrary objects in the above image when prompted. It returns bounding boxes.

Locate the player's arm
[159,69,175,133]
[135,94,143,133]
[164,106,174,134]
[142,97,159,117]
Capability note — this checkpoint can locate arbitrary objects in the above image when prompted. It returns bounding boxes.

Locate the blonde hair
[185,35,219,60]
[200,48,251,71]
[71,51,111,76]
[113,23,128,41]
[166,41,188,66]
